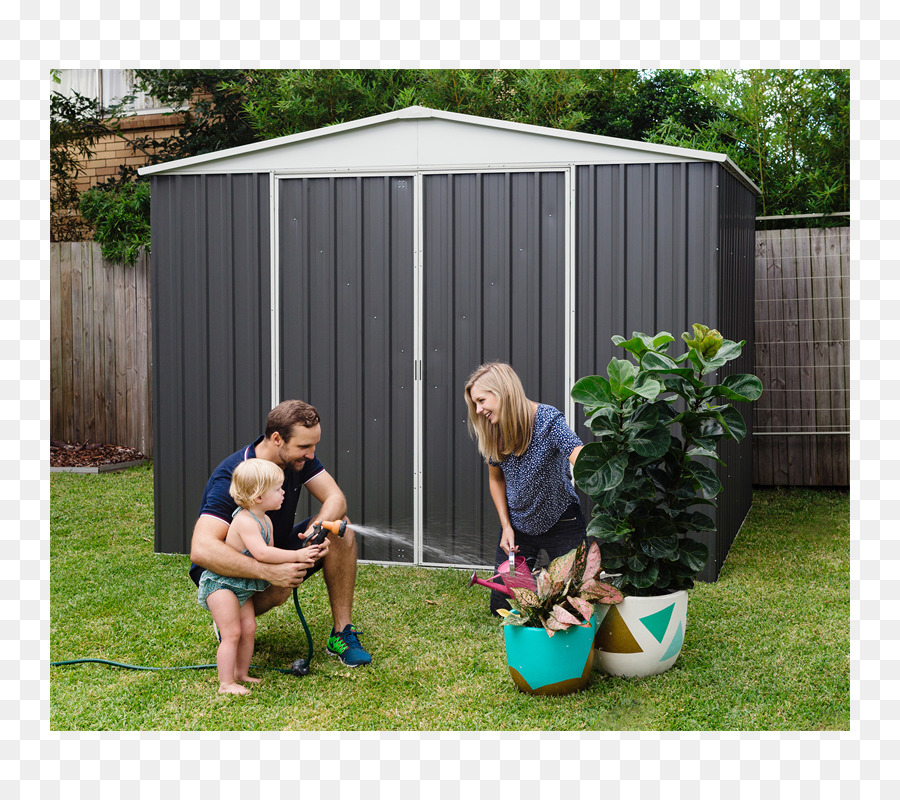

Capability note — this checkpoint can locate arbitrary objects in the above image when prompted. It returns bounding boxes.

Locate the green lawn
[50,464,849,731]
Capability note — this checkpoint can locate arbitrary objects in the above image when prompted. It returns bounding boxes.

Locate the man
[189,399,371,666]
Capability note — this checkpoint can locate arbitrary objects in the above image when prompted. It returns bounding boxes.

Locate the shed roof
[139,105,760,194]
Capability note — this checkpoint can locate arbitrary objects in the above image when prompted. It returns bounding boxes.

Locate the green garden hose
[51,588,314,677]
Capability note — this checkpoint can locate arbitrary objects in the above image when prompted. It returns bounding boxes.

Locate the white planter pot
[593,590,688,678]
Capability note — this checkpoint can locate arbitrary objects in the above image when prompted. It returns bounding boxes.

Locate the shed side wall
[151,174,271,554]
[711,167,757,578]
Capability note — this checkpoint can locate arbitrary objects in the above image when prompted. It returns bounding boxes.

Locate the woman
[464,362,586,614]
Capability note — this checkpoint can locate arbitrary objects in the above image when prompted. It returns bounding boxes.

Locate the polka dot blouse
[490,404,583,535]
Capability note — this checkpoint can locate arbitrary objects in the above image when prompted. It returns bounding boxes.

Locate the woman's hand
[499,525,517,556]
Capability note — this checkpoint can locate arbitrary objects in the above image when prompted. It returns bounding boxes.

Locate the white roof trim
[138,105,760,194]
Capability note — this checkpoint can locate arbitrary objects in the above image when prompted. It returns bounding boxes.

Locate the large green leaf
[678,538,709,573]
[598,541,631,569]
[641,350,693,376]
[696,415,726,439]
[718,406,747,440]
[686,445,724,464]
[631,371,663,400]
[607,358,636,398]
[686,461,722,499]
[709,373,763,402]
[588,407,619,436]
[618,470,657,500]
[627,552,649,572]
[702,409,740,442]
[710,339,745,364]
[638,533,679,559]
[693,338,745,374]
[622,401,659,431]
[585,513,621,540]
[662,376,693,400]
[676,510,717,533]
[651,332,676,350]
[573,441,628,495]
[627,560,660,589]
[571,375,614,408]
[612,332,668,357]
[611,333,644,355]
[627,423,670,459]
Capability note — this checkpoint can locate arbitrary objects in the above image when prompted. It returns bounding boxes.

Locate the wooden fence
[753,226,849,486]
[50,242,153,456]
[49,229,850,483]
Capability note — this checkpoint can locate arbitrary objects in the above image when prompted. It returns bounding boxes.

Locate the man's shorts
[189,516,326,587]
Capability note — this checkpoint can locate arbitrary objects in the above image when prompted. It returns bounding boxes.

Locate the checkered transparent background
[11,0,895,795]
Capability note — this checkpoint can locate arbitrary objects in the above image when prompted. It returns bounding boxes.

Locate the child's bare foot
[219,683,250,695]
[236,675,261,685]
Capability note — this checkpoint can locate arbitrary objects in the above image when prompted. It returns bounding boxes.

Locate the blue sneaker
[326,624,372,667]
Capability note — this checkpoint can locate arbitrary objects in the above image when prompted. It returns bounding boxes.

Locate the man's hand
[298,524,332,560]
[259,559,309,588]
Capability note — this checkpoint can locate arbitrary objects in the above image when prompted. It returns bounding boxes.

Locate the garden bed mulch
[50,441,148,472]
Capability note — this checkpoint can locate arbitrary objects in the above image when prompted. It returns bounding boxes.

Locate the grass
[50,463,850,731]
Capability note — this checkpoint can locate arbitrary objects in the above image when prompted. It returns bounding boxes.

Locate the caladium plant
[499,540,623,636]
[571,326,763,597]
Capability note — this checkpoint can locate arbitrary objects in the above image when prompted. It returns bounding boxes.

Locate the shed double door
[278,171,568,566]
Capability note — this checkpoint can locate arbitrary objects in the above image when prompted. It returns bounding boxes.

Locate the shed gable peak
[139,105,758,195]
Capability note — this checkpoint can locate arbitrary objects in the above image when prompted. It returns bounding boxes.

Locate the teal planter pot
[503,616,597,695]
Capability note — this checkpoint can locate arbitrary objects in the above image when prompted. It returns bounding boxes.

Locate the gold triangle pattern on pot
[594,604,643,654]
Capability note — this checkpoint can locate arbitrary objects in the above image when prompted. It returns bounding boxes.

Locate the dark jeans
[489,502,587,615]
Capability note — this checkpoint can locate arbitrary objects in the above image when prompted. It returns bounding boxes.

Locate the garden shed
[141,105,759,582]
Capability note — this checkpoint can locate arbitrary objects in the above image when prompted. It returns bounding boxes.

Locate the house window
[55,69,178,115]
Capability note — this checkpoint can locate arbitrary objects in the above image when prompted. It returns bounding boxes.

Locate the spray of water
[349,523,487,567]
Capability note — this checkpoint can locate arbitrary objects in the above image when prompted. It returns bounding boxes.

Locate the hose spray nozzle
[319,520,347,538]
[306,519,348,546]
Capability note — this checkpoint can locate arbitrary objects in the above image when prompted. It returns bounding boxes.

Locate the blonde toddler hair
[229,459,284,508]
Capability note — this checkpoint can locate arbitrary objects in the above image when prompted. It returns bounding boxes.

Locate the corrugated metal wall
[150,173,272,554]
[573,162,755,582]
[278,175,416,562]
[711,168,757,578]
[150,162,756,580]
[421,171,568,566]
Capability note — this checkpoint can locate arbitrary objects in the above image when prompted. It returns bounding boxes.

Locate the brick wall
[74,111,186,193]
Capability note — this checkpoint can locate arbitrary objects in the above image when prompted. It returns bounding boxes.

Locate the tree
[646,69,850,217]
[226,69,594,139]
[57,69,849,259]
[117,69,264,177]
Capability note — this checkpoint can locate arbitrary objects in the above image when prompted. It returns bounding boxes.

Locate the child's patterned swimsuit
[197,508,272,611]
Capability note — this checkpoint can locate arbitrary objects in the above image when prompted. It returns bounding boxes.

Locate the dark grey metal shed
[141,106,759,581]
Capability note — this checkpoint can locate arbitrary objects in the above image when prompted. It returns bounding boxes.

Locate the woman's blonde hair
[464,362,533,463]
[229,459,284,508]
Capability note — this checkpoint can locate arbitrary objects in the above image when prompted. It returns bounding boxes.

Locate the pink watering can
[468,555,537,597]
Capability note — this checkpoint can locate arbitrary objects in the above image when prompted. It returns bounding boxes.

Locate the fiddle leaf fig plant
[571,326,762,597]
[498,540,624,636]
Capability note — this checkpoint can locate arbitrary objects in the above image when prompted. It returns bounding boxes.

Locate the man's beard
[278,445,308,471]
